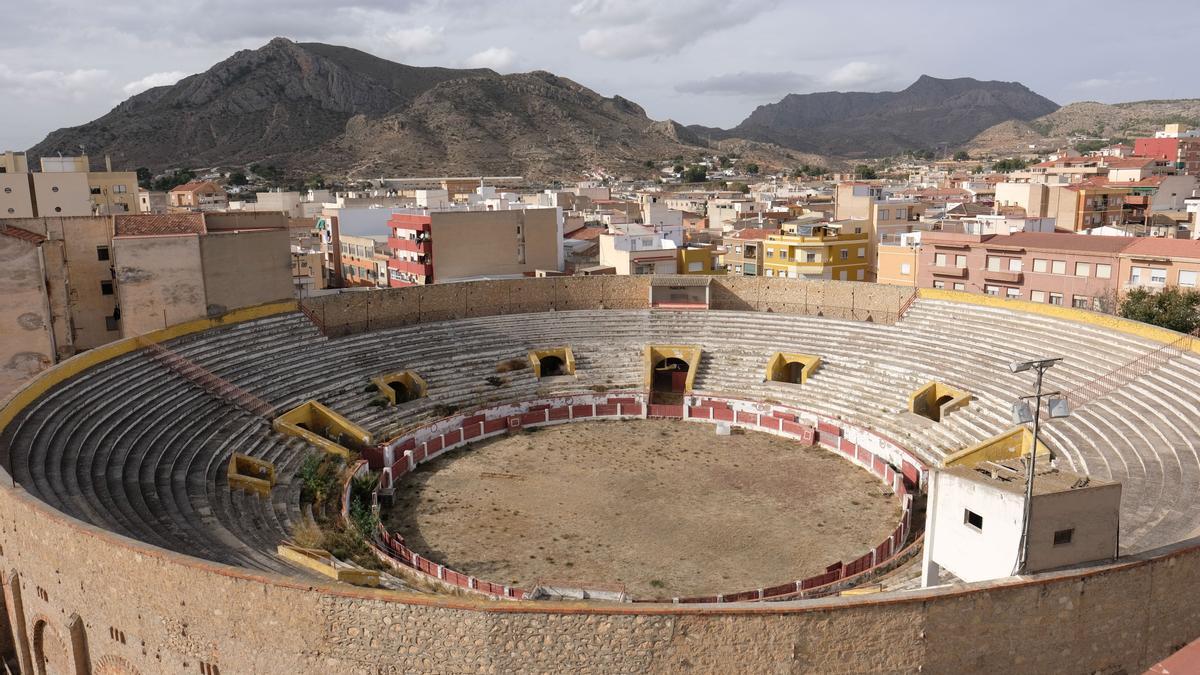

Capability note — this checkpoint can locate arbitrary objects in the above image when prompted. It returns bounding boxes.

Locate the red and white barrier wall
[352,392,926,603]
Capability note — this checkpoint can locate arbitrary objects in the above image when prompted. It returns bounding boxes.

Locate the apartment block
[387,207,563,286]
[762,223,870,281]
[722,227,777,276]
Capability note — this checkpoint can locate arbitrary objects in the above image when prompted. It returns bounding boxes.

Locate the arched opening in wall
[653,358,690,397]
[389,380,414,403]
[372,371,428,406]
[527,347,575,380]
[539,355,566,378]
[765,352,821,385]
[94,654,141,675]
[32,620,68,675]
[909,381,971,423]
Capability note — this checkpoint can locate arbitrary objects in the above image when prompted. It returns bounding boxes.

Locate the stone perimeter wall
[2,281,1200,673]
[302,277,913,336]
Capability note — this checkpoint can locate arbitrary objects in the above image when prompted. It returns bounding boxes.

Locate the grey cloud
[676,72,813,97]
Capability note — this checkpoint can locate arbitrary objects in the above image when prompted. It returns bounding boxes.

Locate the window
[1049,292,1063,306]
[52,186,59,193]
[734,265,742,273]
[1151,268,1168,285]
[840,249,849,260]
[839,270,849,281]
[687,261,703,272]
[955,254,967,268]
[1075,262,1091,277]
[1031,290,1046,303]
[1006,288,1021,299]
[952,282,965,291]
[856,269,865,280]
[856,247,865,258]
[896,207,907,220]
[97,246,110,261]
[964,509,984,531]
[986,256,1001,272]
[766,249,774,258]
[805,252,817,263]
[734,245,742,254]
[932,280,946,289]
[1180,270,1198,287]
[90,187,102,195]
[900,263,912,275]
[1053,528,1074,546]
[1096,263,1111,279]
[934,253,948,267]
[1008,258,1023,272]
[878,209,890,220]
[54,206,62,213]
[1072,295,1089,309]
[100,280,114,296]
[1033,259,1048,273]
[1051,260,1066,275]
[2,187,9,193]
[984,284,1000,296]
[765,269,775,277]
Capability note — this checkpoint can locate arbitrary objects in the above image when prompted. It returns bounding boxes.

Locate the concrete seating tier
[4,297,1198,578]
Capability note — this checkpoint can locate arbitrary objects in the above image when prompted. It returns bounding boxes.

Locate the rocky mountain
[967,99,1200,155]
[692,75,1059,158]
[30,38,783,180]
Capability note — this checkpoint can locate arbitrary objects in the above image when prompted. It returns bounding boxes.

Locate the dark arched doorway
[539,355,567,378]
[389,380,414,404]
[652,357,690,402]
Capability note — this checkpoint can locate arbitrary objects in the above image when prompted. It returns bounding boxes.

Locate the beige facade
[138,189,168,214]
[85,170,140,215]
[31,172,91,217]
[113,234,207,335]
[0,173,35,218]
[430,208,563,282]
[0,228,57,395]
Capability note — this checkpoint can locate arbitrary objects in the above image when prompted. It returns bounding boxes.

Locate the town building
[1046,183,1128,231]
[1117,237,1200,292]
[339,234,390,288]
[762,222,870,281]
[169,181,228,211]
[918,231,1134,309]
[387,206,563,286]
[876,231,923,287]
[137,189,168,214]
[721,227,777,276]
[1135,125,1200,176]
[598,225,680,275]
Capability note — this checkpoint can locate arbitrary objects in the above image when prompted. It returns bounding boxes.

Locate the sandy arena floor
[384,419,900,598]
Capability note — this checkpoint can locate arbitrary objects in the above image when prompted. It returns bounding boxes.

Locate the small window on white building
[964,509,984,531]
[900,263,912,275]
[1053,528,1074,546]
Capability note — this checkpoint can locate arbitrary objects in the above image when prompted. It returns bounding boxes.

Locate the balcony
[982,269,1023,284]
[388,258,433,277]
[929,265,968,278]
[389,236,431,253]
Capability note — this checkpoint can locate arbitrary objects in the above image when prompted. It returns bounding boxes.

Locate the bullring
[1,276,1199,673]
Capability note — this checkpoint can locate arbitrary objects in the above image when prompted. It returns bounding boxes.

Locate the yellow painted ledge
[0,300,297,433]
[274,400,372,458]
[918,288,1200,354]
[942,426,1051,468]
[765,352,821,384]
[277,544,381,587]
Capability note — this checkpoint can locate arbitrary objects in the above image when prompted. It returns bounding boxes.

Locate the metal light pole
[1009,357,1070,575]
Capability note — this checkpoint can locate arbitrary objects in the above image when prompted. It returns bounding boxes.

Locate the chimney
[104,155,112,172]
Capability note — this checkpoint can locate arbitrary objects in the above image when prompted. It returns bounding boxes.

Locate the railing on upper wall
[297,300,328,338]
[1067,327,1198,409]
[897,288,920,319]
[139,338,274,417]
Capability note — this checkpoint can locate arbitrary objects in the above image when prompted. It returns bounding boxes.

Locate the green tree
[228,171,248,186]
[135,167,152,188]
[683,165,708,182]
[719,156,732,168]
[672,163,684,174]
[854,165,878,180]
[953,150,971,161]
[992,157,1029,173]
[150,168,195,192]
[745,163,760,175]
[643,159,655,168]
[1119,287,1200,333]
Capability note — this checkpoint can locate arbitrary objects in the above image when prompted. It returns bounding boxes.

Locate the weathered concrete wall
[199,229,292,316]
[0,474,1197,674]
[48,216,116,350]
[0,236,53,398]
[431,208,561,281]
[113,234,206,337]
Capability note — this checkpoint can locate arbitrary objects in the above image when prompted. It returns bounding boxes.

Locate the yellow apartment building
[762,223,871,281]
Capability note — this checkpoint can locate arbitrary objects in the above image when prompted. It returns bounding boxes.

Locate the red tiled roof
[987,231,1135,254]
[169,180,220,193]
[113,213,206,237]
[564,226,604,242]
[1120,237,1200,261]
[725,227,779,240]
[0,225,46,245]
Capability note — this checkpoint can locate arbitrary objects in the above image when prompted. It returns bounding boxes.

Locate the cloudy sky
[3,0,1196,151]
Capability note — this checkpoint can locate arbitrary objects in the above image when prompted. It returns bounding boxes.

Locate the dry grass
[495,358,529,373]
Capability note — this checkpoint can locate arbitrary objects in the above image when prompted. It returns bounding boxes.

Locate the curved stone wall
[1,278,1199,673]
